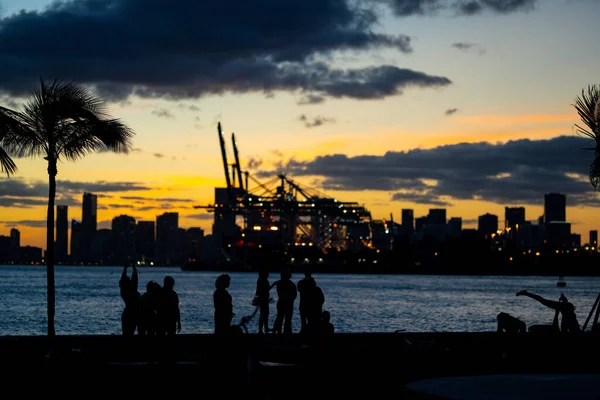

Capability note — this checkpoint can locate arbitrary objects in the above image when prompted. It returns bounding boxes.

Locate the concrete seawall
[2,332,600,397]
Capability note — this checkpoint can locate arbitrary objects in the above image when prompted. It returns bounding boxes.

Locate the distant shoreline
[2,262,600,278]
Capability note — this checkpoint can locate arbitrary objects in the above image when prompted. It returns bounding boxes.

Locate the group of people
[119,265,182,336]
[214,268,334,337]
[497,290,581,334]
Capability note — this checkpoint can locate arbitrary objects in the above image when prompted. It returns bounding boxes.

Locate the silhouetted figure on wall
[517,290,581,333]
[271,269,297,335]
[320,310,334,336]
[214,274,233,336]
[119,264,140,336]
[157,275,181,336]
[254,268,271,334]
[297,270,313,333]
[496,312,526,333]
[137,280,162,336]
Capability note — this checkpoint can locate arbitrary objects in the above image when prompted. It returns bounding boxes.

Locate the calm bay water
[1,265,599,336]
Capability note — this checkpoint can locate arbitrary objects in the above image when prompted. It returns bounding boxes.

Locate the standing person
[516,290,581,333]
[254,268,272,335]
[157,276,181,336]
[137,280,162,336]
[213,274,233,336]
[297,270,314,334]
[271,269,297,335]
[305,278,325,336]
[119,264,140,336]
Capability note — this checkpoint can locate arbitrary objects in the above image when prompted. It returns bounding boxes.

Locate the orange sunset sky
[0,0,599,250]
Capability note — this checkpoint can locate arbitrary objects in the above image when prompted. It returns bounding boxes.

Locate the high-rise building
[80,192,98,263]
[590,230,598,247]
[505,207,525,230]
[448,217,462,237]
[56,205,68,262]
[112,215,136,264]
[70,220,82,263]
[478,213,498,235]
[544,193,566,223]
[156,212,179,264]
[428,209,446,225]
[401,209,414,236]
[415,216,428,233]
[9,228,20,261]
[135,221,155,261]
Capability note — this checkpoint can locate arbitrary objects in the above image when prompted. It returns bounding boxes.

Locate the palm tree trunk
[46,160,57,338]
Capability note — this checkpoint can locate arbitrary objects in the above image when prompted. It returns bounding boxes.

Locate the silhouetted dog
[497,312,526,333]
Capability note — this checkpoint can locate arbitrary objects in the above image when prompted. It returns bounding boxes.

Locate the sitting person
[496,312,526,333]
[320,310,335,336]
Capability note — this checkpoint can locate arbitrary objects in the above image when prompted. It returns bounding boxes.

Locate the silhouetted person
[517,290,581,333]
[137,280,162,336]
[304,278,325,337]
[214,274,233,336]
[119,264,140,336]
[157,276,181,336]
[297,270,313,333]
[271,269,297,335]
[320,310,334,336]
[496,312,526,333]
[255,268,271,334]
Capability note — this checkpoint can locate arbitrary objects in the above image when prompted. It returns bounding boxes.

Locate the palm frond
[572,84,600,143]
[590,155,600,191]
[0,147,17,176]
[0,105,45,158]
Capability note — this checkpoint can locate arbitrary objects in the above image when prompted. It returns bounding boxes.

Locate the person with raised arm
[119,264,140,336]
[516,290,581,333]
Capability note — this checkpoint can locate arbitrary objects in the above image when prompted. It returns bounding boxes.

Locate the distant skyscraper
[156,212,179,264]
[544,193,566,223]
[9,228,20,261]
[81,192,98,263]
[70,220,82,263]
[135,221,155,261]
[56,205,68,262]
[112,215,136,264]
[478,213,498,235]
[428,209,446,225]
[505,207,525,230]
[448,217,462,237]
[415,216,428,233]
[590,230,598,247]
[401,209,414,236]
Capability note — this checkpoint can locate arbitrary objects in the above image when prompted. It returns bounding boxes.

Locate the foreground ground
[2,331,599,398]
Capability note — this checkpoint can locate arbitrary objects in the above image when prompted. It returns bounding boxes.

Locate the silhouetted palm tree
[0,80,134,337]
[573,84,600,190]
[0,124,18,176]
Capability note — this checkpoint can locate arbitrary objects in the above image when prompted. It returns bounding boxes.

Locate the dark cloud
[153,153,165,158]
[0,0,458,103]
[0,220,46,228]
[254,135,600,207]
[151,108,175,119]
[445,108,458,116]
[120,196,193,203]
[0,178,152,209]
[451,42,486,55]
[298,114,336,128]
[298,94,326,105]
[186,213,215,220]
[391,192,452,206]
[247,157,263,169]
[385,0,536,16]
[107,204,134,209]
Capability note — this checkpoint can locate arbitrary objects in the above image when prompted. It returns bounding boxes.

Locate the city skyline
[1,0,600,250]
[1,189,596,252]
